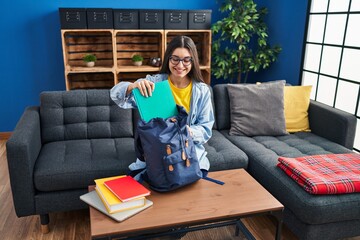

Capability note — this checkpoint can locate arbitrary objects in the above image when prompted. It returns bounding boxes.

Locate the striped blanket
[277,153,360,194]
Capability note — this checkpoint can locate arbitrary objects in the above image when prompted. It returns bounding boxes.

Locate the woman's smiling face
[169,47,192,79]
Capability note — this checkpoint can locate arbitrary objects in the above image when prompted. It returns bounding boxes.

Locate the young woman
[110,35,214,173]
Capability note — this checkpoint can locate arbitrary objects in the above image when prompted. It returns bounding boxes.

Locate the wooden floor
[0,138,358,240]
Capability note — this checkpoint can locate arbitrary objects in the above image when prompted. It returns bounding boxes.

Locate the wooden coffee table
[89,169,284,240]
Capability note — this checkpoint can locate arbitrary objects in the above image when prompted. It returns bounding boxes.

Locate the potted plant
[132,54,144,66]
[83,54,97,67]
[212,0,282,83]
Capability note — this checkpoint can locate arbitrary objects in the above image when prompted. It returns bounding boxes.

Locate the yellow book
[94,176,146,214]
[80,191,153,222]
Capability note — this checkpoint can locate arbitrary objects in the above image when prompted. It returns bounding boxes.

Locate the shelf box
[66,66,114,72]
[59,8,87,29]
[113,9,139,29]
[188,10,212,29]
[165,30,211,66]
[201,69,211,85]
[139,10,164,29]
[117,66,160,73]
[62,30,114,68]
[66,72,115,90]
[115,31,163,68]
[164,10,188,30]
[61,29,212,90]
[87,8,114,29]
[117,71,157,84]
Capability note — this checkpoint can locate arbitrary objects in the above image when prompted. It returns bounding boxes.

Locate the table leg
[271,210,284,240]
[235,220,256,240]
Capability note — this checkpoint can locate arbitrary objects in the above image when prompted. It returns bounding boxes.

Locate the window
[301,0,360,151]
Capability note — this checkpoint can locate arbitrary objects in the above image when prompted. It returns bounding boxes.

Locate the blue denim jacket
[110,73,214,170]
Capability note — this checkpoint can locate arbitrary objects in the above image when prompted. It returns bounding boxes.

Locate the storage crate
[117,72,156,83]
[139,10,164,29]
[66,72,115,90]
[115,31,163,68]
[62,30,114,68]
[113,9,139,29]
[188,10,212,29]
[165,30,211,84]
[165,31,211,66]
[59,8,87,29]
[87,8,113,29]
[201,69,211,85]
[164,10,188,29]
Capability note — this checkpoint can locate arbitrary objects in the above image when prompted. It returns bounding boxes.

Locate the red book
[104,176,151,202]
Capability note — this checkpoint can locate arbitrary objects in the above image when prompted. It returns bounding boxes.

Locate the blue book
[133,80,178,122]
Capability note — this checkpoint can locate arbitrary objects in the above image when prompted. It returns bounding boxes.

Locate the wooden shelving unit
[114,30,164,85]
[61,29,211,90]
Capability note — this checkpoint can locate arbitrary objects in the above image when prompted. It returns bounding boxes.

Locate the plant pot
[133,61,142,66]
[86,62,95,67]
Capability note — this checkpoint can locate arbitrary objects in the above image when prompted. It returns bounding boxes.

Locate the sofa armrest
[308,100,357,150]
[6,106,42,217]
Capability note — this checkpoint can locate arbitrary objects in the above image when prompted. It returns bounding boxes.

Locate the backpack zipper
[170,118,190,168]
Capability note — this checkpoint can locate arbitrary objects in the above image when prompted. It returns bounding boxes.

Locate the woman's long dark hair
[160,35,204,83]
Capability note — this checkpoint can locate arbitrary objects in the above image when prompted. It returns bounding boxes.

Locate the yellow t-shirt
[168,79,192,113]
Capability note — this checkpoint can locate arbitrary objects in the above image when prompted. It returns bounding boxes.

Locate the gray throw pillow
[227,81,288,136]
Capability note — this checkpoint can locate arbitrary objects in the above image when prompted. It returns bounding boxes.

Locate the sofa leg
[40,214,50,234]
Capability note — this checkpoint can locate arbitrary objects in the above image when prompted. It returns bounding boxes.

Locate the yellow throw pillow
[284,85,312,133]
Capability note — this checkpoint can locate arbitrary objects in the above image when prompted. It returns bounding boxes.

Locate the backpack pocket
[163,147,202,190]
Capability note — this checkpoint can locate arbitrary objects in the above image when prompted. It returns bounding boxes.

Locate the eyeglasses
[169,56,193,66]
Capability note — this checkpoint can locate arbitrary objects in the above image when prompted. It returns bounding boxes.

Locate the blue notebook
[133,80,178,122]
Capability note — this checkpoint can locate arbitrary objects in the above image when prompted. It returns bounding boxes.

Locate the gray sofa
[213,84,359,240]
[6,86,359,239]
[6,89,247,232]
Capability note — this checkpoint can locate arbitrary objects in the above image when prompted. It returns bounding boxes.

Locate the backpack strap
[201,170,225,185]
[127,158,147,183]
[127,168,147,184]
[127,168,145,178]
[134,124,146,161]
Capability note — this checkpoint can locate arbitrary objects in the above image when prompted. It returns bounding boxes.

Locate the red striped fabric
[277,153,360,194]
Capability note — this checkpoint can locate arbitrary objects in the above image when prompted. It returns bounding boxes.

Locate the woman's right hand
[127,79,155,97]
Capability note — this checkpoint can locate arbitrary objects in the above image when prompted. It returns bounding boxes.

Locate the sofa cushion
[213,84,231,131]
[284,85,312,133]
[40,90,133,143]
[205,130,248,171]
[227,81,287,136]
[34,138,136,192]
[221,130,360,225]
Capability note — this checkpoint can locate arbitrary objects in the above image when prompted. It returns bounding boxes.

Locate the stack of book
[80,175,153,222]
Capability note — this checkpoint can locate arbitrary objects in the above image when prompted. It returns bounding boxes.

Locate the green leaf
[211,0,281,83]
